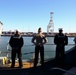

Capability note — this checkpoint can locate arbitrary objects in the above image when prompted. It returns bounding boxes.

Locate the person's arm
[43,36,48,44]
[64,35,68,45]
[20,37,24,48]
[31,36,36,45]
[74,36,76,44]
[9,36,13,47]
[54,35,58,45]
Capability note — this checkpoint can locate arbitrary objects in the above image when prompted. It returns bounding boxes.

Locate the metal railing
[0,41,75,67]
[23,43,75,46]
[0,41,75,59]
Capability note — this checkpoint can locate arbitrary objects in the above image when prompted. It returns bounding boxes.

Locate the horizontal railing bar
[0,51,10,53]
[1,48,75,54]
[0,50,55,54]
[23,44,75,47]
[23,52,34,55]
[45,44,75,45]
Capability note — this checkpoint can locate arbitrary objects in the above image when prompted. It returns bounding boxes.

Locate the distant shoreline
[1,34,75,37]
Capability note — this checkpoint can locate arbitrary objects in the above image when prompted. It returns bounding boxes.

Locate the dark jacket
[9,34,24,49]
[54,33,68,46]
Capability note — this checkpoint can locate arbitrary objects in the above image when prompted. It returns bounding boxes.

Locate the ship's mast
[47,12,54,34]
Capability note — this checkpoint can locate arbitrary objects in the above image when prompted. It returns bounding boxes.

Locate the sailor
[31,27,48,68]
[9,30,24,68]
[54,28,68,62]
[73,35,76,44]
[73,33,76,65]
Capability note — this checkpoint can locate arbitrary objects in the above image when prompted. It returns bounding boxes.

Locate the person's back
[33,33,46,46]
[9,31,23,48]
[9,30,24,68]
[54,28,68,63]
[31,28,48,68]
[32,28,48,46]
[54,28,68,46]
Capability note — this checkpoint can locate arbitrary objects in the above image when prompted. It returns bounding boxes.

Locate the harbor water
[0,36,75,60]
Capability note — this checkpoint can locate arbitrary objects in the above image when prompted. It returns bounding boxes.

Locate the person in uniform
[73,35,76,65]
[9,30,24,68]
[73,35,76,44]
[54,28,68,63]
[31,28,48,68]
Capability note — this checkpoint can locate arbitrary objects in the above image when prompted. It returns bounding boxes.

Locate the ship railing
[24,43,75,46]
[6,43,75,57]
[1,43,75,59]
[7,43,75,56]
[0,43,75,67]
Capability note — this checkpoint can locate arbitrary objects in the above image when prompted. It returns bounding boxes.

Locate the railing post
[6,41,9,58]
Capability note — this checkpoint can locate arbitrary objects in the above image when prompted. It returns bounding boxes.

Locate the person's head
[14,30,18,34]
[58,28,63,33]
[38,27,42,33]
[14,30,20,36]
